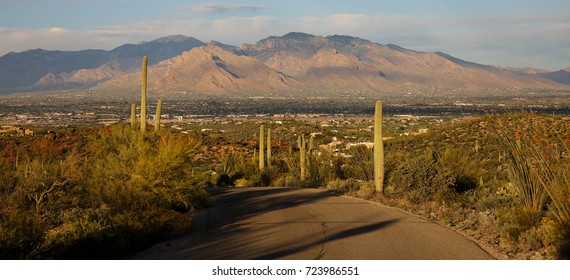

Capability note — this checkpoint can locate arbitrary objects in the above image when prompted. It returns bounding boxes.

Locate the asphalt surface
[131,187,495,260]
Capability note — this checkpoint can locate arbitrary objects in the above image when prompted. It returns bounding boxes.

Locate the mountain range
[1,32,569,95]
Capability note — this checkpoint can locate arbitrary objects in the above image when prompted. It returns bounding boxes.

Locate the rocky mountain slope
[0,35,205,94]
[0,32,567,95]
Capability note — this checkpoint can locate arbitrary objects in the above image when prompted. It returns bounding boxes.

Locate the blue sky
[1,0,569,70]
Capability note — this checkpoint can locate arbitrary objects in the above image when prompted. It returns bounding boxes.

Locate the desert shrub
[355,181,376,200]
[303,150,337,187]
[235,178,253,188]
[343,145,373,181]
[324,179,375,199]
[0,209,45,259]
[491,113,570,256]
[212,173,233,187]
[497,207,542,241]
[233,155,261,182]
[558,230,570,259]
[250,166,281,187]
[518,217,559,253]
[0,124,209,259]
[388,154,456,203]
[325,178,360,193]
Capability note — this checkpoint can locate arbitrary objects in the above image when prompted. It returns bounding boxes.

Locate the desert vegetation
[325,112,570,259]
[0,124,208,259]
[1,100,569,259]
[192,111,570,259]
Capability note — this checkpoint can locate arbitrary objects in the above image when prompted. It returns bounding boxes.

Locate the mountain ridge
[0,35,206,94]
[0,32,568,95]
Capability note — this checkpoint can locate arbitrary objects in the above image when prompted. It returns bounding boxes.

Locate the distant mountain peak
[258,32,317,43]
[152,35,191,43]
[281,32,316,40]
[326,34,368,44]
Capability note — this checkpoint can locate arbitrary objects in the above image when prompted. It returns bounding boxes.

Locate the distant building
[347,142,375,149]
[0,126,17,134]
[14,127,34,137]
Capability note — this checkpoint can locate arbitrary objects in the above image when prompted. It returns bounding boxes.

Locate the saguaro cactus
[475,139,480,155]
[259,125,265,170]
[374,100,385,194]
[300,134,307,181]
[154,98,162,131]
[267,128,272,168]
[130,103,137,127]
[140,56,148,133]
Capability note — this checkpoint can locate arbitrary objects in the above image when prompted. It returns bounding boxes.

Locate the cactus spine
[130,103,137,127]
[259,125,265,170]
[374,100,384,194]
[140,56,148,133]
[267,128,272,167]
[154,98,162,131]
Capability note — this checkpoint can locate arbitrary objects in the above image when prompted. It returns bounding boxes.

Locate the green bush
[343,145,373,181]
[497,207,542,241]
[0,124,208,259]
[0,209,45,259]
[325,178,360,193]
[388,154,456,203]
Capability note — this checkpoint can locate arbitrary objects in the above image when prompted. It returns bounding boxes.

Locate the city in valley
[1,88,569,135]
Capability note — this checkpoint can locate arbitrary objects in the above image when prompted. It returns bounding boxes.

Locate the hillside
[538,69,570,85]
[0,32,568,95]
[97,44,301,94]
[0,35,206,94]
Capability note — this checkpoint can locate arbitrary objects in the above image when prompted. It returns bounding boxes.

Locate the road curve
[131,187,495,260]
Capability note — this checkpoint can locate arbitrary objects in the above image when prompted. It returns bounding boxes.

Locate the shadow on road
[257,219,398,259]
[133,187,399,259]
[203,187,337,228]
[132,187,493,260]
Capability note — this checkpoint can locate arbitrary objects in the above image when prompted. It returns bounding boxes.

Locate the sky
[0,0,569,70]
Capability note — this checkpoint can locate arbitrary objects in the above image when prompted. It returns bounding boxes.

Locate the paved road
[132,187,494,260]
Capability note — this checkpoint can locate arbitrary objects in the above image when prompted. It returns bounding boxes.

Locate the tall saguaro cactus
[259,125,265,170]
[130,103,137,127]
[374,100,385,194]
[267,128,272,168]
[300,134,307,181]
[140,56,148,133]
[154,98,162,131]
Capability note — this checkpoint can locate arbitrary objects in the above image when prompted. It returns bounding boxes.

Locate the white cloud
[1,12,568,70]
[178,3,272,13]
[0,26,90,54]
[48,27,70,34]
[293,13,429,43]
